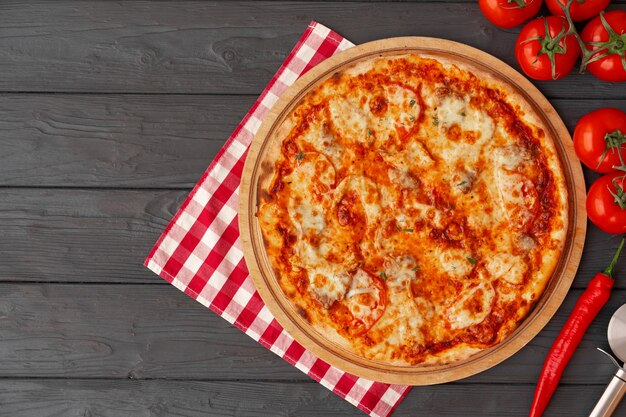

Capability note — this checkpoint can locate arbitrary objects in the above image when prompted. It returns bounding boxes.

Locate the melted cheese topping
[258,54,567,366]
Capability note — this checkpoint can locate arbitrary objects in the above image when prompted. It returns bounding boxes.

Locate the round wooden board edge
[239,36,587,385]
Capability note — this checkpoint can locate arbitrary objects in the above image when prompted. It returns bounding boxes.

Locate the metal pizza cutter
[590,304,626,417]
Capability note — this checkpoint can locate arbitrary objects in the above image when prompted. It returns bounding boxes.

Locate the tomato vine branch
[554,0,626,72]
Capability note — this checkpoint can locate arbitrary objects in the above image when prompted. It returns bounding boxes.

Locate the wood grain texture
[1,283,625,384]
[1,379,624,417]
[1,95,623,188]
[0,189,184,284]
[0,188,622,286]
[0,284,300,381]
[1,1,625,98]
[0,94,255,188]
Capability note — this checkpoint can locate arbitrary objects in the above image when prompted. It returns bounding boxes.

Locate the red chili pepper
[529,237,625,417]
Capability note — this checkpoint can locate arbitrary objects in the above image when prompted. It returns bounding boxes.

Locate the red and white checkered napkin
[145,21,411,417]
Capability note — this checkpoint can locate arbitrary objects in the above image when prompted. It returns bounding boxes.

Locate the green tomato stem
[556,0,626,72]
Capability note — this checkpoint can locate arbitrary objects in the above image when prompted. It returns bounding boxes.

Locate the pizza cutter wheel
[590,304,626,417]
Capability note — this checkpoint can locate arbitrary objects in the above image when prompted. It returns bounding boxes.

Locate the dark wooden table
[1,1,626,416]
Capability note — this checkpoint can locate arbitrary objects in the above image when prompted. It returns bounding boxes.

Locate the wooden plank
[1,283,625,383]
[0,284,301,380]
[1,95,624,188]
[0,189,180,283]
[0,188,623,286]
[0,379,622,417]
[0,94,255,188]
[1,2,625,98]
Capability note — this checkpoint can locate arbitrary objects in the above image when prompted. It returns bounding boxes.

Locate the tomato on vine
[587,172,626,234]
[574,108,626,173]
[546,0,610,22]
[581,11,626,82]
[479,0,543,28]
[515,16,581,80]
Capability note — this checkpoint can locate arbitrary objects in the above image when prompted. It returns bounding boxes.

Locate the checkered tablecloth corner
[144,21,411,417]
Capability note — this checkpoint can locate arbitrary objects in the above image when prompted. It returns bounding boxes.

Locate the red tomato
[515,16,581,80]
[479,0,543,28]
[546,0,610,22]
[574,108,626,173]
[587,172,626,234]
[582,11,626,82]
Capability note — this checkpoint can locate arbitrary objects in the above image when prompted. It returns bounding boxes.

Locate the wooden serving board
[239,37,586,385]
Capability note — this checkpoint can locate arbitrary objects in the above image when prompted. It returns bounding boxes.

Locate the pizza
[255,53,568,366]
